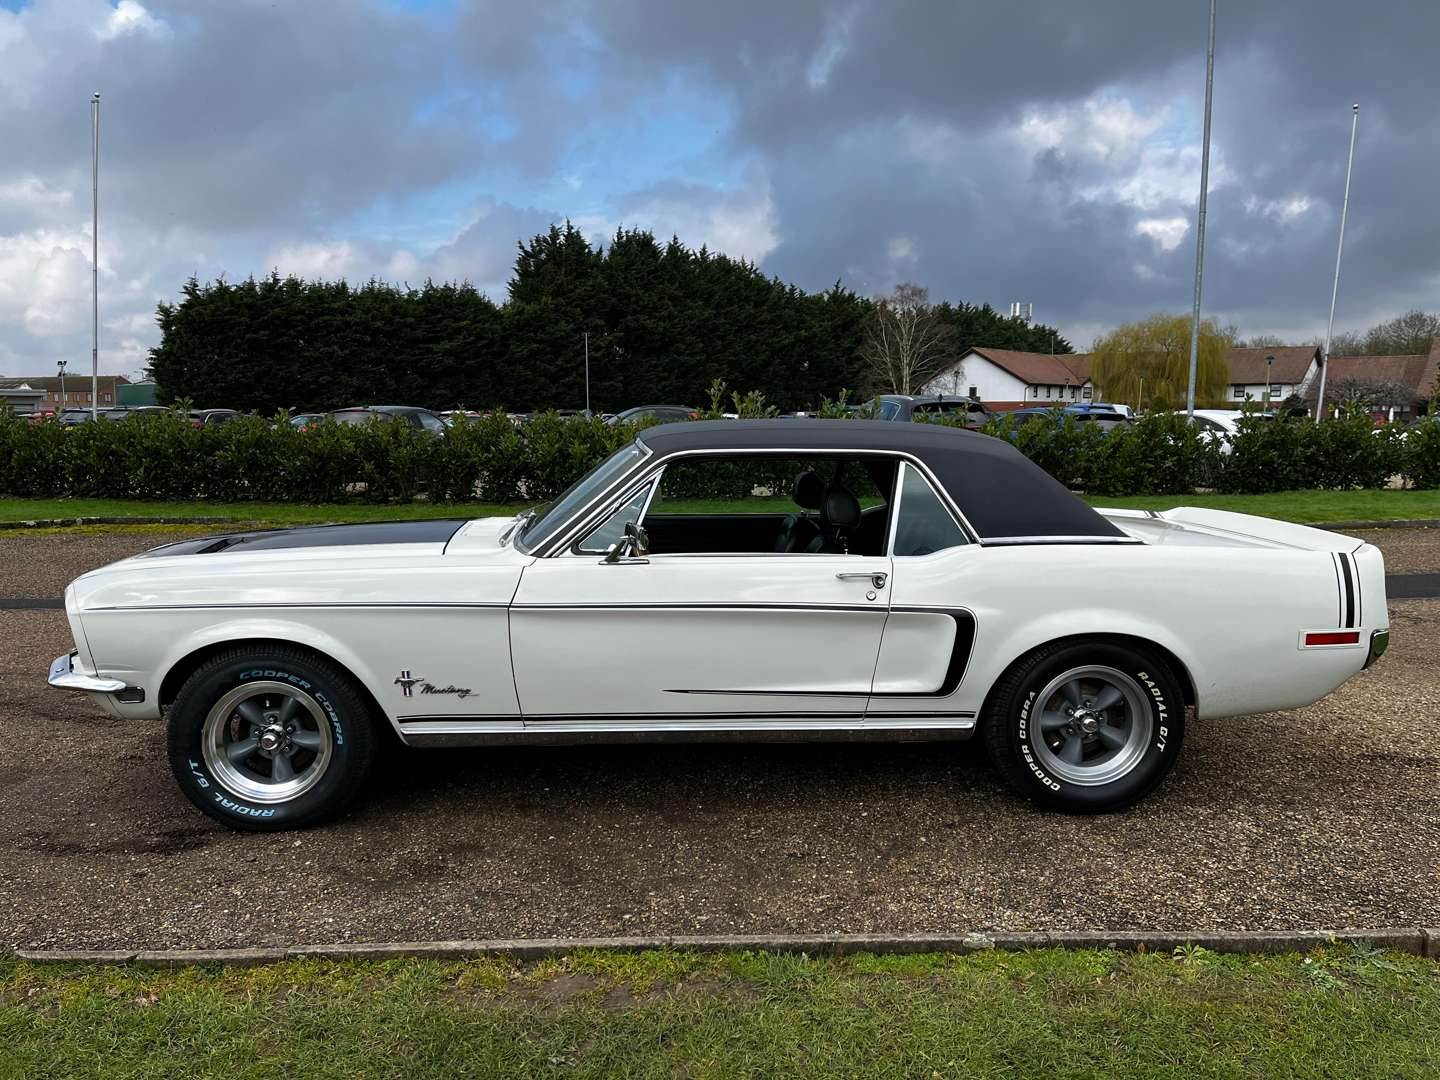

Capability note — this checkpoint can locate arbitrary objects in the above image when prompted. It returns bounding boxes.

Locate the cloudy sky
[1,0,1437,377]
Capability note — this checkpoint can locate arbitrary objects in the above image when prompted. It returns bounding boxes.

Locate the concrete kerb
[11,929,1437,967]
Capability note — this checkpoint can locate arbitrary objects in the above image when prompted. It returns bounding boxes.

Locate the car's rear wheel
[167,646,376,831]
[982,641,1185,812]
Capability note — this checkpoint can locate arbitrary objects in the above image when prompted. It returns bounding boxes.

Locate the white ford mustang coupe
[50,420,1389,830]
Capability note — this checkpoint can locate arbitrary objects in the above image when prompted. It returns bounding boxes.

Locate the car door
[867,462,980,726]
[507,453,894,726]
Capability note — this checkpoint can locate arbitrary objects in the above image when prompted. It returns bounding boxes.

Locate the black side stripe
[1337,553,1356,628]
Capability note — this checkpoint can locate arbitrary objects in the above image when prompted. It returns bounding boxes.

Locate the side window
[418,411,446,433]
[891,464,968,557]
[648,457,882,518]
[577,482,655,554]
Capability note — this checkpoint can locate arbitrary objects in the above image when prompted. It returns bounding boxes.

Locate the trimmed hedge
[1,406,1436,505]
[969,409,1431,496]
[0,410,634,505]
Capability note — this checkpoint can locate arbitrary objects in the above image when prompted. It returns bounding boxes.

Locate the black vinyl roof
[637,419,1124,540]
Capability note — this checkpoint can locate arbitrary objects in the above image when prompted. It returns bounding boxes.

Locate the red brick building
[0,373,131,412]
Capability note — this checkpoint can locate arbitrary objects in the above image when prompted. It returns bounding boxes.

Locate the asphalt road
[1,527,1438,950]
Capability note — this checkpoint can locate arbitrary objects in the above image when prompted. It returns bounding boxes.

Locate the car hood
[136,519,468,558]
[66,515,528,613]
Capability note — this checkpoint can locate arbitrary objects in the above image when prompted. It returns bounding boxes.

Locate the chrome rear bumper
[48,651,127,693]
[1363,629,1390,669]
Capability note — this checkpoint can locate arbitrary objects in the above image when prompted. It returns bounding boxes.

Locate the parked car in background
[1184,409,1273,454]
[48,419,1389,829]
[102,406,172,421]
[1068,402,1133,420]
[190,409,239,429]
[606,405,699,426]
[868,395,993,428]
[1006,405,1132,435]
[327,405,447,434]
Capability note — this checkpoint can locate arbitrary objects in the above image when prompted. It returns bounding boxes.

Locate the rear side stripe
[1337,553,1356,628]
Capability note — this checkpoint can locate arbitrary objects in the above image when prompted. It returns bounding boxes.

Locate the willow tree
[1090,314,1230,411]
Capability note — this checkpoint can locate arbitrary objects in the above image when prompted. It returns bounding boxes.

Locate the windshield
[517,442,647,552]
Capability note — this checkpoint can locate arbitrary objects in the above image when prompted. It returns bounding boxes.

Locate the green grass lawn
[0,496,867,527]
[3,488,1440,529]
[2,946,1437,1078]
[0,497,518,526]
[1085,489,1440,523]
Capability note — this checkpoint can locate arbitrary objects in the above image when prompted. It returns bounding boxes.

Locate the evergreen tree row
[148,223,1070,413]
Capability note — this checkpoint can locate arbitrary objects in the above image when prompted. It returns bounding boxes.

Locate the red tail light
[1304,631,1361,647]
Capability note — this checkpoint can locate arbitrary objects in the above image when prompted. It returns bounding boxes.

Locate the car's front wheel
[167,646,377,831]
[982,640,1185,812]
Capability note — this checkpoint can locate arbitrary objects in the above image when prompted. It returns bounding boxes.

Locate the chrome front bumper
[48,651,127,693]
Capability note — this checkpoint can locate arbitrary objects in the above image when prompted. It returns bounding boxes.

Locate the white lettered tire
[166,646,376,831]
[982,640,1185,812]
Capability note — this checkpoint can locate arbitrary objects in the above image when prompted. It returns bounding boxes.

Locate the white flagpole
[1315,104,1359,423]
[1185,0,1216,417]
[91,91,100,419]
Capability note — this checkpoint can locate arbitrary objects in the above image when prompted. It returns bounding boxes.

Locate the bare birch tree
[861,282,954,395]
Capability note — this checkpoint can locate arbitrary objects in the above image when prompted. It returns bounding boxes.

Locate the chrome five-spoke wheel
[201,681,334,804]
[1030,665,1152,787]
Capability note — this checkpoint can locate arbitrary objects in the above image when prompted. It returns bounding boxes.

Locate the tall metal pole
[91,92,100,419]
[583,331,590,416]
[1185,0,1217,417]
[1315,104,1359,423]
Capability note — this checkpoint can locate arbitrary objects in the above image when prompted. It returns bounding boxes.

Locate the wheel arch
[159,636,394,739]
[980,632,1198,719]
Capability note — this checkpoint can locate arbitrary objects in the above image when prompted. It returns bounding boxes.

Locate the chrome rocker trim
[48,651,127,694]
[398,714,978,748]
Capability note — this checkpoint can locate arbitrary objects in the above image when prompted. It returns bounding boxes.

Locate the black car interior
[635,456,896,557]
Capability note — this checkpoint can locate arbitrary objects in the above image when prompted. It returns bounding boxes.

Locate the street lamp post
[57,359,67,412]
[90,91,100,420]
[1315,104,1360,423]
[583,331,591,417]
[1265,353,1274,408]
[1185,0,1218,417]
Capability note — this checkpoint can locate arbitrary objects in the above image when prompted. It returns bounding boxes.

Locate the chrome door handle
[836,571,887,589]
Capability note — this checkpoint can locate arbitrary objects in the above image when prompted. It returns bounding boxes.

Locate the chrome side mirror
[603,522,650,564]
[624,521,650,557]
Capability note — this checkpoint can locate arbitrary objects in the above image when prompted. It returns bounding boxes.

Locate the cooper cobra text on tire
[166,646,377,831]
[982,640,1185,812]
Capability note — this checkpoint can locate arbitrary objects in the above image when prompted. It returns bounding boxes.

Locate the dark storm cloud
[0,0,489,232]
[2,0,1437,377]
[576,0,1440,341]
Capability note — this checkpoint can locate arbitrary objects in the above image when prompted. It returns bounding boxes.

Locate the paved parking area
[1,527,1438,950]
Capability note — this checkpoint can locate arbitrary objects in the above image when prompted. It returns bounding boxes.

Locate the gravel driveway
[1,527,1438,950]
